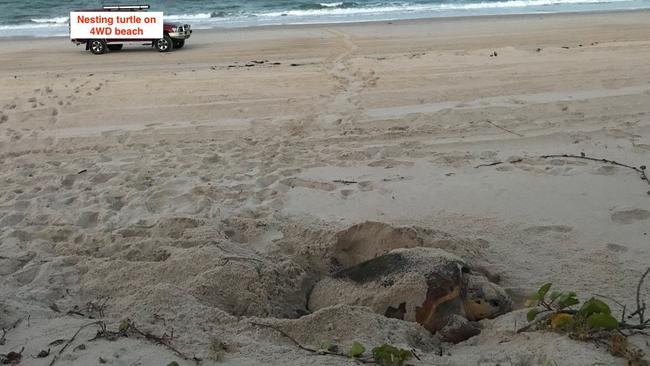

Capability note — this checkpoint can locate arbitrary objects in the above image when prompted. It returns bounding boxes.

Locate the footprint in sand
[61,174,77,188]
[8,129,22,141]
[146,190,210,215]
[593,165,617,175]
[367,159,414,168]
[605,243,628,253]
[256,174,279,188]
[358,181,375,191]
[0,213,25,228]
[611,209,650,224]
[0,251,36,277]
[523,225,573,234]
[633,143,650,153]
[76,211,99,228]
[605,129,641,139]
[280,177,336,191]
[340,189,354,198]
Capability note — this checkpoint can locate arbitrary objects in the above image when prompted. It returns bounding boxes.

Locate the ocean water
[1,0,649,37]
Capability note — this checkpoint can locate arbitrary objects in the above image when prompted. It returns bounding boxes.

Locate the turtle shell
[310,248,471,333]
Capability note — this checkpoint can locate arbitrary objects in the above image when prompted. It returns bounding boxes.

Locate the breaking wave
[0,0,648,37]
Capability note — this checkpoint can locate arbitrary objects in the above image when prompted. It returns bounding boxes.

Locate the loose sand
[1,10,649,365]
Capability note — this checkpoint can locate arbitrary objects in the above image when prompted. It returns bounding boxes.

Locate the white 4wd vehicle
[70,4,192,54]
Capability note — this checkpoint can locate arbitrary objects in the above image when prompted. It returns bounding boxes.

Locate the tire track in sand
[319,28,370,126]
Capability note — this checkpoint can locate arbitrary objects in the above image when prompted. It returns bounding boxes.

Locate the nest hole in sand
[80,219,508,329]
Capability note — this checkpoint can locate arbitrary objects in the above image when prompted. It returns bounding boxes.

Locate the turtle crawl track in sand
[308,247,512,343]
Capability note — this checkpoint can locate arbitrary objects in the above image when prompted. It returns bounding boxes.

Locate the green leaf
[527,309,539,322]
[537,283,552,299]
[579,298,611,317]
[348,341,365,358]
[371,344,413,366]
[548,291,561,304]
[586,313,618,330]
[118,319,131,333]
[556,292,579,310]
[320,340,337,352]
[166,362,179,366]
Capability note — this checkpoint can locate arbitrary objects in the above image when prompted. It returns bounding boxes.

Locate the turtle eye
[461,266,470,273]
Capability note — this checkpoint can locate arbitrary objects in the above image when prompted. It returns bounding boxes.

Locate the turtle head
[462,274,512,321]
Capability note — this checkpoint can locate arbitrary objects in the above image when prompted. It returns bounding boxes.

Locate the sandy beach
[1,10,650,365]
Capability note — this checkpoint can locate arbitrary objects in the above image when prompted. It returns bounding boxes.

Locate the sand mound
[250,304,438,352]
[332,221,421,268]
[278,220,500,281]
[79,244,314,319]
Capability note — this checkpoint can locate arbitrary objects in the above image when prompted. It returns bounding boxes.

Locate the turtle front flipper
[415,281,462,333]
[438,314,481,343]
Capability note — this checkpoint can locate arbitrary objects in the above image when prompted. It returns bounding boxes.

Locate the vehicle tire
[107,44,123,51]
[173,39,185,49]
[89,39,107,55]
[155,34,173,52]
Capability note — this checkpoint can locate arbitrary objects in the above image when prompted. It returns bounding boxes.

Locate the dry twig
[333,179,358,185]
[49,321,102,366]
[0,317,24,346]
[0,328,7,346]
[250,322,377,364]
[110,320,201,365]
[484,120,524,137]
[86,297,110,318]
[540,154,649,188]
[87,320,200,365]
[474,161,503,168]
[632,267,650,325]
[474,153,649,191]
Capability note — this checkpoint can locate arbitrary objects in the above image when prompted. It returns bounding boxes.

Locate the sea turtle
[307,247,512,343]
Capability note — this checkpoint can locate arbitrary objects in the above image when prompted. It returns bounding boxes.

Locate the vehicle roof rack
[102,4,150,10]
